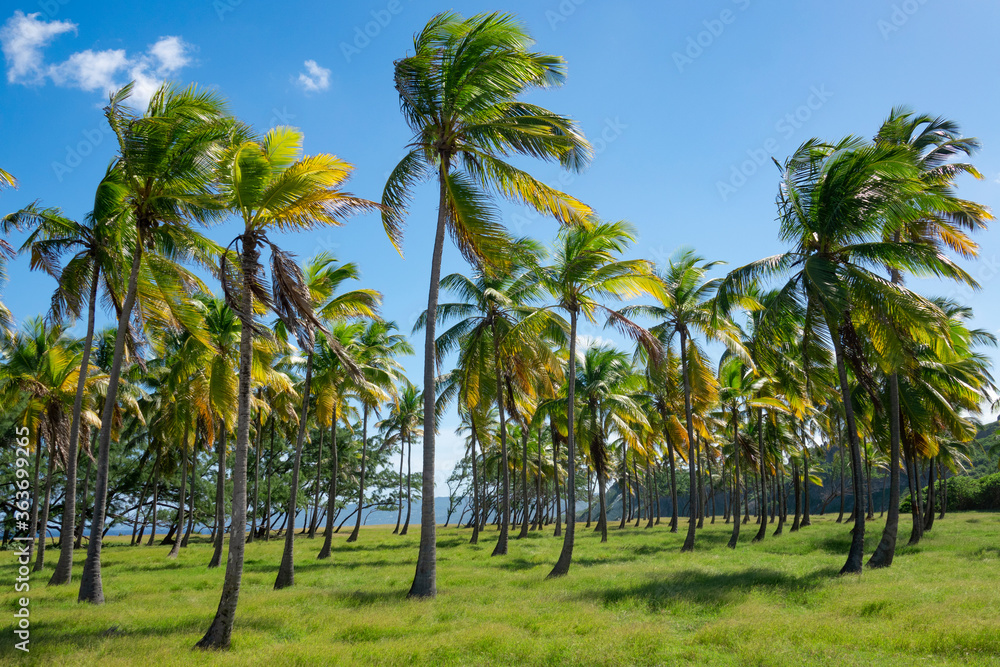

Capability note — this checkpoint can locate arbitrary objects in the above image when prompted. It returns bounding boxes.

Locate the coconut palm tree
[347,320,411,543]
[78,82,228,605]
[541,221,661,577]
[377,381,424,540]
[717,136,972,573]
[630,249,745,552]
[867,108,991,568]
[197,126,375,649]
[382,10,593,597]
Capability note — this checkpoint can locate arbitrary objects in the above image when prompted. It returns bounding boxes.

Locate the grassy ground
[4,512,1000,666]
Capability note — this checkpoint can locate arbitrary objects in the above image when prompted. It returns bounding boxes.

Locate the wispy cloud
[0,11,195,107]
[295,59,330,93]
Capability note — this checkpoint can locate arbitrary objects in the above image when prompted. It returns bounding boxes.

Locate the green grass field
[6,512,1000,666]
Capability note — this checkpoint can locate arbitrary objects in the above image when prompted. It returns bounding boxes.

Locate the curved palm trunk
[469,420,480,544]
[665,429,679,533]
[753,409,768,543]
[319,417,339,559]
[596,459,608,543]
[801,427,812,528]
[347,406,370,542]
[274,351,314,589]
[34,418,58,572]
[836,421,846,524]
[491,332,511,557]
[249,416,263,544]
[145,456,159,547]
[517,425,530,538]
[79,238,143,604]
[923,458,936,532]
[728,405,741,549]
[790,457,801,532]
[196,237,259,648]
[50,262,100,585]
[645,462,654,529]
[551,421,562,538]
[549,308,578,577]
[264,420,275,542]
[695,452,705,529]
[826,316,866,575]
[679,328,698,553]
[308,423,325,539]
[395,418,405,535]
[534,428,543,530]
[209,426,228,568]
[76,448,93,550]
[772,463,785,536]
[408,162,451,598]
[167,422,190,559]
[401,434,412,535]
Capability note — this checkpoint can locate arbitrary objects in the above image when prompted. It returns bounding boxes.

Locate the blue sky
[2,0,1000,490]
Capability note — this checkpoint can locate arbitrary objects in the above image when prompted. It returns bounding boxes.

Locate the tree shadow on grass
[584,566,839,612]
[242,558,397,574]
[495,557,541,572]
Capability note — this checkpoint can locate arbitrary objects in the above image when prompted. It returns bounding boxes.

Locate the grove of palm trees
[3,5,1000,665]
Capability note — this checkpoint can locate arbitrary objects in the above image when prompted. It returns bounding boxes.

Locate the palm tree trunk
[938,462,947,520]
[549,308,578,577]
[666,429,679,533]
[25,412,43,570]
[401,434,412,535]
[395,418,405,536]
[801,425,812,527]
[196,235,258,648]
[50,262,100,585]
[408,162,452,599]
[728,405,741,549]
[309,425,326,539]
[865,441,874,520]
[274,351,314,589]
[209,426,228,568]
[319,416,340,559]
[826,315,867,575]
[491,329,511,557]
[586,468,593,528]
[837,418,846,524]
[596,457,608,543]
[534,427,543,531]
[76,444,93,550]
[146,455,159,547]
[695,448,704,529]
[772,463,785,536]
[264,420,275,542]
[790,457,801,532]
[469,420,480,544]
[923,457,936,531]
[753,409,768,543]
[679,328,698,553]
[551,420,561,538]
[34,417,58,572]
[168,421,189,559]
[249,416,263,543]
[182,452,196,548]
[517,425,530,538]
[348,406,370,542]
[78,236,143,604]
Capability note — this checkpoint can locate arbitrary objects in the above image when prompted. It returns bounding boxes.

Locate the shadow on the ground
[582,566,839,611]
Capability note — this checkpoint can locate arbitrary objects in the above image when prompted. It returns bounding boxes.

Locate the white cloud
[0,10,76,83]
[296,59,330,93]
[0,11,194,108]
[48,48,127,91]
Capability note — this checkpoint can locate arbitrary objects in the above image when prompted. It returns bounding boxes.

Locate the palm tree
[541,221,661,577]
[347,320,411,542]
[632,250,745,552]
[382,10,593,598]
[78,82,228,605]
[377,381,424,539]
[717,136,972,573]
[867,108,991,568]
[197,127,375,649]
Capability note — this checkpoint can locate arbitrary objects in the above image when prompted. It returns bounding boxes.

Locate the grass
[5,512,1000,665]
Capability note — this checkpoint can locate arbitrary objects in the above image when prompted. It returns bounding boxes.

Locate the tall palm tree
[867,108,990,568]
[78,82,228,605]
[347,320,411,542]
[717,136,971,574]
[541,220,661,577]
[197,127,375,649]
[377,381,424,540]
[632,250,745,552]
[382,10,593,598]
